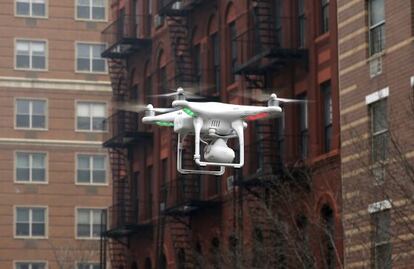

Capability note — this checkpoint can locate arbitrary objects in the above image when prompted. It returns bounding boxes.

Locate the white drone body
[141,88,283,176]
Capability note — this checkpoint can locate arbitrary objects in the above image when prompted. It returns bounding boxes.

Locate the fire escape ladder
[167,16,196,88]
[254,0,276,50]
[108,59,129,101]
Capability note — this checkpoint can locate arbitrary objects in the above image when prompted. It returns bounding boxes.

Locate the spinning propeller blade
[115,102,178,114]
[149,85,215,100]
[237,90,309,103]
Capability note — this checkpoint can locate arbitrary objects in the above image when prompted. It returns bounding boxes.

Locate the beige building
[0,0,112,268]
[338,0,414,268]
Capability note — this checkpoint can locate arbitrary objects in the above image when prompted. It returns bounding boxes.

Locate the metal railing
[102,14,151,49]
[160,177,202,211]
[108,201,138,229]
[103,110,141,145]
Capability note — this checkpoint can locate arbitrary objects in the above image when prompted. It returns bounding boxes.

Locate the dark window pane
[33,100,46,114]
[16,2,30,15]
[373,132,388,162]
[77,6,90,19]
[93,223,102,237]
[375,243,392,269]
[92,7,105,20]
[77,58,90,71]
[370,0,385,26]
[16,264,30,269]
[16,100,30,114]
[77,117,91,130]
[93,171,106,183]
[92,117,105,130]
[32,223,45,236]
[16,115,30,128]
[32,56,45,69]
[78,224,90,237]
[16,55,30,68]
[33,3,46,16]
[32,115,45,128]
[32,168,45,181]
[16,223,30,235]
[92,59,106,72]
[77,170,91,183]
[16,168,30,181]
[32,263,46,269]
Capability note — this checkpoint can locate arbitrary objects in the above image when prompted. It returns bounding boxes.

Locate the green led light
[183,108,196,117]
[156,121,174,127]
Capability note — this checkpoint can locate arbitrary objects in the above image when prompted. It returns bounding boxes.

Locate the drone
[120,87,305,175]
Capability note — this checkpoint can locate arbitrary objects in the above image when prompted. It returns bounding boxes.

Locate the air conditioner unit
[369,55,382,78]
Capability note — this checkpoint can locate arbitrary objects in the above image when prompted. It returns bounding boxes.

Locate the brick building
[101,0,342,268]
[338,0,414,268]
[0,0,112,268]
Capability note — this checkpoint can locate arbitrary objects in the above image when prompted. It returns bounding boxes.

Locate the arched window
[207,15,220,96]
[225,3,237,84]
[321,204,335,269]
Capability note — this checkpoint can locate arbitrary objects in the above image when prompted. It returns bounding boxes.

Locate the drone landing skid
[177,133,225,176]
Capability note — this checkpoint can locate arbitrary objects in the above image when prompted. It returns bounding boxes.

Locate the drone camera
[204,138,235,163]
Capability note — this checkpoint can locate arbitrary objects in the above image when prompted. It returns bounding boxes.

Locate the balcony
[158,0,205,16]
[103,110,152,148]
[234,18,308,75]
[101,14,152,59]
[103,202,152,238]
[160,176,221,216]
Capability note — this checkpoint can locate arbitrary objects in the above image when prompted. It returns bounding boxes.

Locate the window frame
[75,42,108,74]
[14,206,48,239]
[370,99,388,163]
[74,0,107,22]
[14,261,48,269]
[75,153,108,186]
[320,0,329,34]
[14,97,48,131]
[321,81,332,153]
[298,94,308,159]
[15,0,48,18]
[75,207,107,240]
[14,38,48,71]
[14,151,48,184]
[75,101,108,133]
[368,0,385,56]
[371,209,392,269]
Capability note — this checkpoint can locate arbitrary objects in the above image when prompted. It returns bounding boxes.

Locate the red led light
[245,112,269,121]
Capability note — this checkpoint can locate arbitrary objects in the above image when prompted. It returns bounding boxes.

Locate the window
[274,0,283,45]
[372,210,392,269]
[15,99,47,129]
[146,166,153,219]
[15,262,47,269]
[16,0,46,17]
[76,0,105,21]
[321,0,329,34]
[322,81,332,153]
[276,114,285,162]
[229,22,237,83]
[16,152,46,183]
[321,205,335,269]
[298,95,308,159]
[211,33,220,95]
[76,154,106,184]
[369,0,385,55]
[76,208,106,239]
[76,102,107,132]
[371,99,388,163]
[76,43,107,73]
[15,207,47,238]
[77,263,100,269]
[193,44,201,86]
[16,40,46,70]
[298,0,305,47]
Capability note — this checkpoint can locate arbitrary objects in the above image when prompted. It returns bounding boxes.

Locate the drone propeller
[115,102,178,114]
[149,86,214,100]
[238,90,309,103]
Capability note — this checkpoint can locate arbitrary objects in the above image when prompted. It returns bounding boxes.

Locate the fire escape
[100,11,153,269]
[234,0,309,264]
[156,1,220,268]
